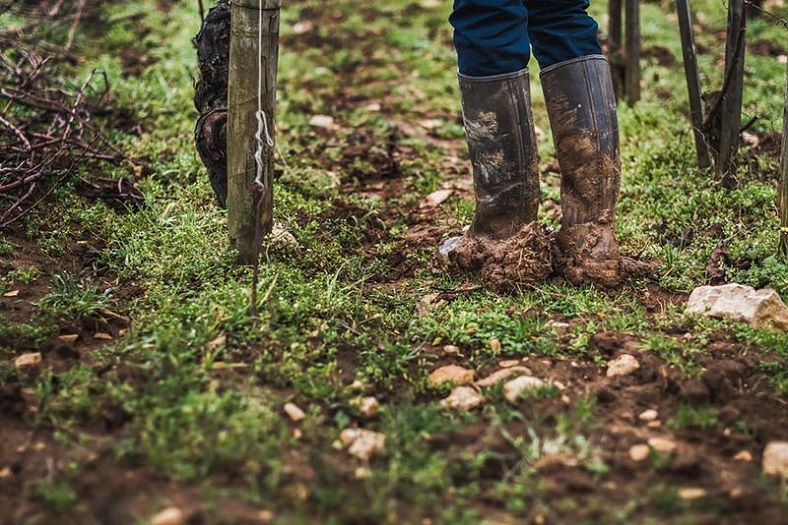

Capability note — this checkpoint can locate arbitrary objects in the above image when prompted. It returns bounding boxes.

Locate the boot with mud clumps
[541,55,654,288]
[194,2,230,207]
[439,69,551,291]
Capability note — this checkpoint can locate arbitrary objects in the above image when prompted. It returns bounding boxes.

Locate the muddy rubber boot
[541,55,624,288]
[440,69,551,291]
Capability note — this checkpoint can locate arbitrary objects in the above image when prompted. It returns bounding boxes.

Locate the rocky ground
[2,1,788,524]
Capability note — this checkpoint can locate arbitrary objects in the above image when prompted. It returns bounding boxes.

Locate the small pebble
[14,353,42,369]
[475,366,532,387]
[359,396,380,417]
[638,409,659,422]
[734,450,753,462]
[440,386,484,411]
[503,376,544,403]
[151,507,184,525]
[648,437,677,454]
[629,444,650,462]
[428,365,474,387]
[678,487,707,500]
[606,354,640,377]
[308,114,335,128]
[762,441,788,477]
[339,428,385,461]
[442,345,462,356]
[283,403,306,422]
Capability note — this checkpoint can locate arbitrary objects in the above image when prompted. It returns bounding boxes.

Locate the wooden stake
[608,0,625,99]
[779,63,788,257]
[624,0,641,105]
[676,0,711,169]
[227,0,281,264]
[718,0,746,184]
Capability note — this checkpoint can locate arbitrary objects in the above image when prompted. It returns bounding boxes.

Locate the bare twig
[0,2,142,228]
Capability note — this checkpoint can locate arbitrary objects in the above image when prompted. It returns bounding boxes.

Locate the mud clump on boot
[554,222,620,288]
[447,223,552,291]
[554,222,658,288]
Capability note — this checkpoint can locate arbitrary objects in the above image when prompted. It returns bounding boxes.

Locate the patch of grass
[33,479,78,513]
[668,404,722,431]
[3,0,788,522]
[38,272,112,329]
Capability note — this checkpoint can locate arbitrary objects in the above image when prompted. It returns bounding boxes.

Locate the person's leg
[525,1,623,287]
[442,1,549,288]
[450,0,530,77]
[523,0,602,69]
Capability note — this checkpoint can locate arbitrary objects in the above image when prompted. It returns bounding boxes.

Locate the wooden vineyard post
[227,0,281,264]
[718,0,746,185]
[608,0,625,99]
[608,0,640,105]
[624,0,641,105]
[779,63,788,258]
[676,0,711,169]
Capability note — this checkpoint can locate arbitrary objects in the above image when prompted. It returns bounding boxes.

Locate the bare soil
[1,1,787,524]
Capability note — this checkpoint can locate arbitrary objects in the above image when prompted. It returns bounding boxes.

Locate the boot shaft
[458,69,540,238]
[540,55,620,227]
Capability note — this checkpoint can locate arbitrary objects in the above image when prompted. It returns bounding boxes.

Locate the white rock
[498,360,520,368]
[606,354,640,377]
[442,345,462,357]
[14,353,42,369]
[638,409,659,422]
[734,450,753,462]
[648,437,677,454]
[685,284,788,330]
[629,444,650,462]
[475,366,533,388]
[679,487,706,500]
[503,376,544,403]
[292,21,314,34]
[440,386,484,410]
[283,403,306,422]
[416,293,445,317]
[308,115,335,128]
[428,365,475,387]
[359,397,380,417]
[423,189,453,207]
[762,441,788,477]
[151,507,185,525]
[339,428,385,461]
[270,223,299,247]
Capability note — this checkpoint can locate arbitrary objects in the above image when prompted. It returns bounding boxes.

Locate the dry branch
[0,0,142,229]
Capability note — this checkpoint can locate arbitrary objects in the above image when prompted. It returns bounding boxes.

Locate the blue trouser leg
[450,0,530,77]
[524,0,602,69]
[450,0,603,77]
